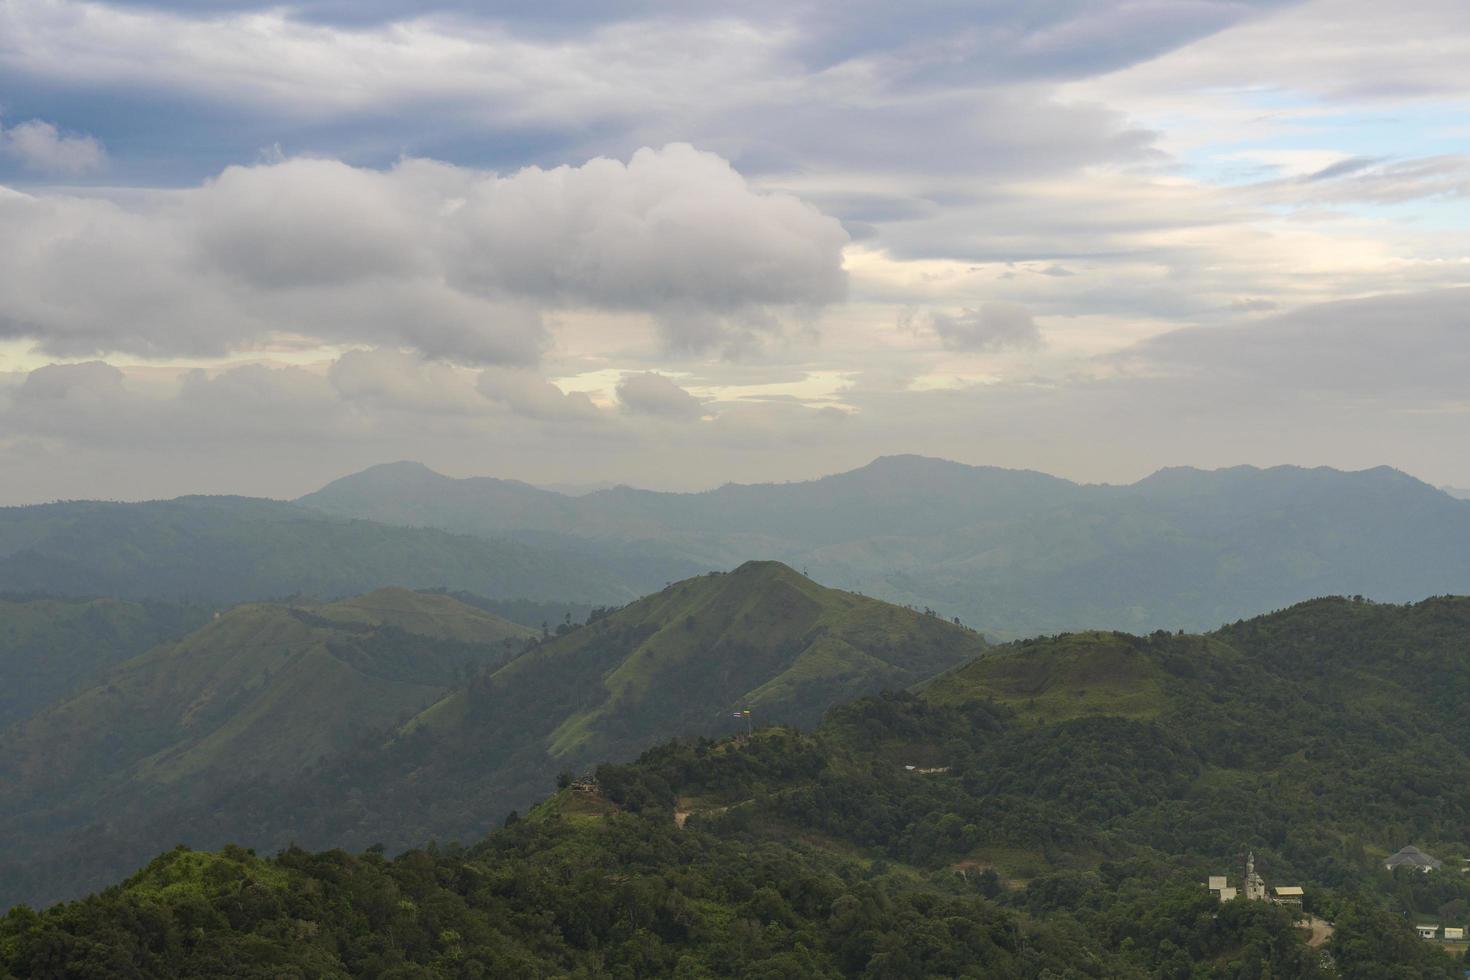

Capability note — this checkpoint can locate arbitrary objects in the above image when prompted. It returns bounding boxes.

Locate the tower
[1244,851,1266,901]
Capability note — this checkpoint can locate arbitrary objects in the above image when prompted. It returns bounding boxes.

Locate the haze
[2,0,1468,504]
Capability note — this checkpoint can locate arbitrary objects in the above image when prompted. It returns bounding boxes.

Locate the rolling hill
[298,456,1470,635]
[414,560,985,762]
[0,496,650,605]
[10,593,1470,978]
[0,595,211,728]
[0,563,983,909]
[0,589,532,905]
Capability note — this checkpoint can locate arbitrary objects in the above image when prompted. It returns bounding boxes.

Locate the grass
[923,631,1169,723]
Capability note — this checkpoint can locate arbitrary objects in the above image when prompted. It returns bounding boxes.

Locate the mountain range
[300,455,1470,635]
[6,456,1468,639]
[0,496,678,605]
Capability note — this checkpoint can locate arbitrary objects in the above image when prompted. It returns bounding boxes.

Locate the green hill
[315,587,534,645]
[0,563,984,909]
[8,595,1470,977]
[0,589,530,905]
[419,560,985,760]
[0,496,644,604]
[0,595,211,728]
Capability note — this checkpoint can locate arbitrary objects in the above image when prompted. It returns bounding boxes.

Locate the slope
[0,496,637,605]
[315,587,533,645]
[11,596,1470,977]
[424,559,986,762]
[0,595,211,728]
[0,589,531,906]
[0,562,986,910]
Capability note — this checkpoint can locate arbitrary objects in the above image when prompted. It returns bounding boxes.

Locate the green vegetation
[0,496,647,605]
[301,456,1470,636]
[7,574,1470,975]
[0,595,211,727]
[0,589,531,907]
[5,675,1465,976]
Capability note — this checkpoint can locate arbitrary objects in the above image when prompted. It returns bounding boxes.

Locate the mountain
[0,595,212,728]
[10,594,1470,978]
[0,563,982,909]
[1444,486,1470,501]
[414,560,984,763]
[0,589,531,905]
[301,456,1470,635]
[0,496,645,604]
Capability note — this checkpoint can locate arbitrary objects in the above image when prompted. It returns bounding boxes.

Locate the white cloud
[0,144,847,362]
[0,119,106,175]
[476,366,603,422]
[328,348,487,415]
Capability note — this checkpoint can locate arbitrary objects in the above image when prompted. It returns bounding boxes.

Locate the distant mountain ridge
[4,456,1467,635]
[0,496,666,605]
[300,456,1470,635]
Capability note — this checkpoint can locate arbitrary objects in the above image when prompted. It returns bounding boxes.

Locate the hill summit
[0,563,984,908]
[417,560,986,760]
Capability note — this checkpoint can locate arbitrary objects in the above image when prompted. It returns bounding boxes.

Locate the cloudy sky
[1,0,1467,503]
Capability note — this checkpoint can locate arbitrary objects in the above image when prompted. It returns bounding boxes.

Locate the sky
[1,0,1467,503]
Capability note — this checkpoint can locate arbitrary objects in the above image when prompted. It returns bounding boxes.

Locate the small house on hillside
[1386,846,1443,872]
[1415,924,1439,940]
[1272,886,1303,906]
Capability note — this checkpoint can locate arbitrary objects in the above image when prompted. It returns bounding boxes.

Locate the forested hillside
[0,589,532,907]
[0,596,211,727]
[0,497,653,605]
[300,456,1470,635]
[0,565,983,910]
[7,594,1470,977]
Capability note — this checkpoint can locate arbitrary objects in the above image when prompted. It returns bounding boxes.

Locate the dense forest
[6,592,1470,976]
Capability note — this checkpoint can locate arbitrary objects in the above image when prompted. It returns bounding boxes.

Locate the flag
[732,711,743,718]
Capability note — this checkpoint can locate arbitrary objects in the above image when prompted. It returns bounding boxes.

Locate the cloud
[0,119,106,175]
[0,145,846,361]
[1117,287,1470,402]
[929,302,1043,351]
[328,348,488,415]
[3,287,1468,503]
[476,366,602,422]
[616,371,702,419]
